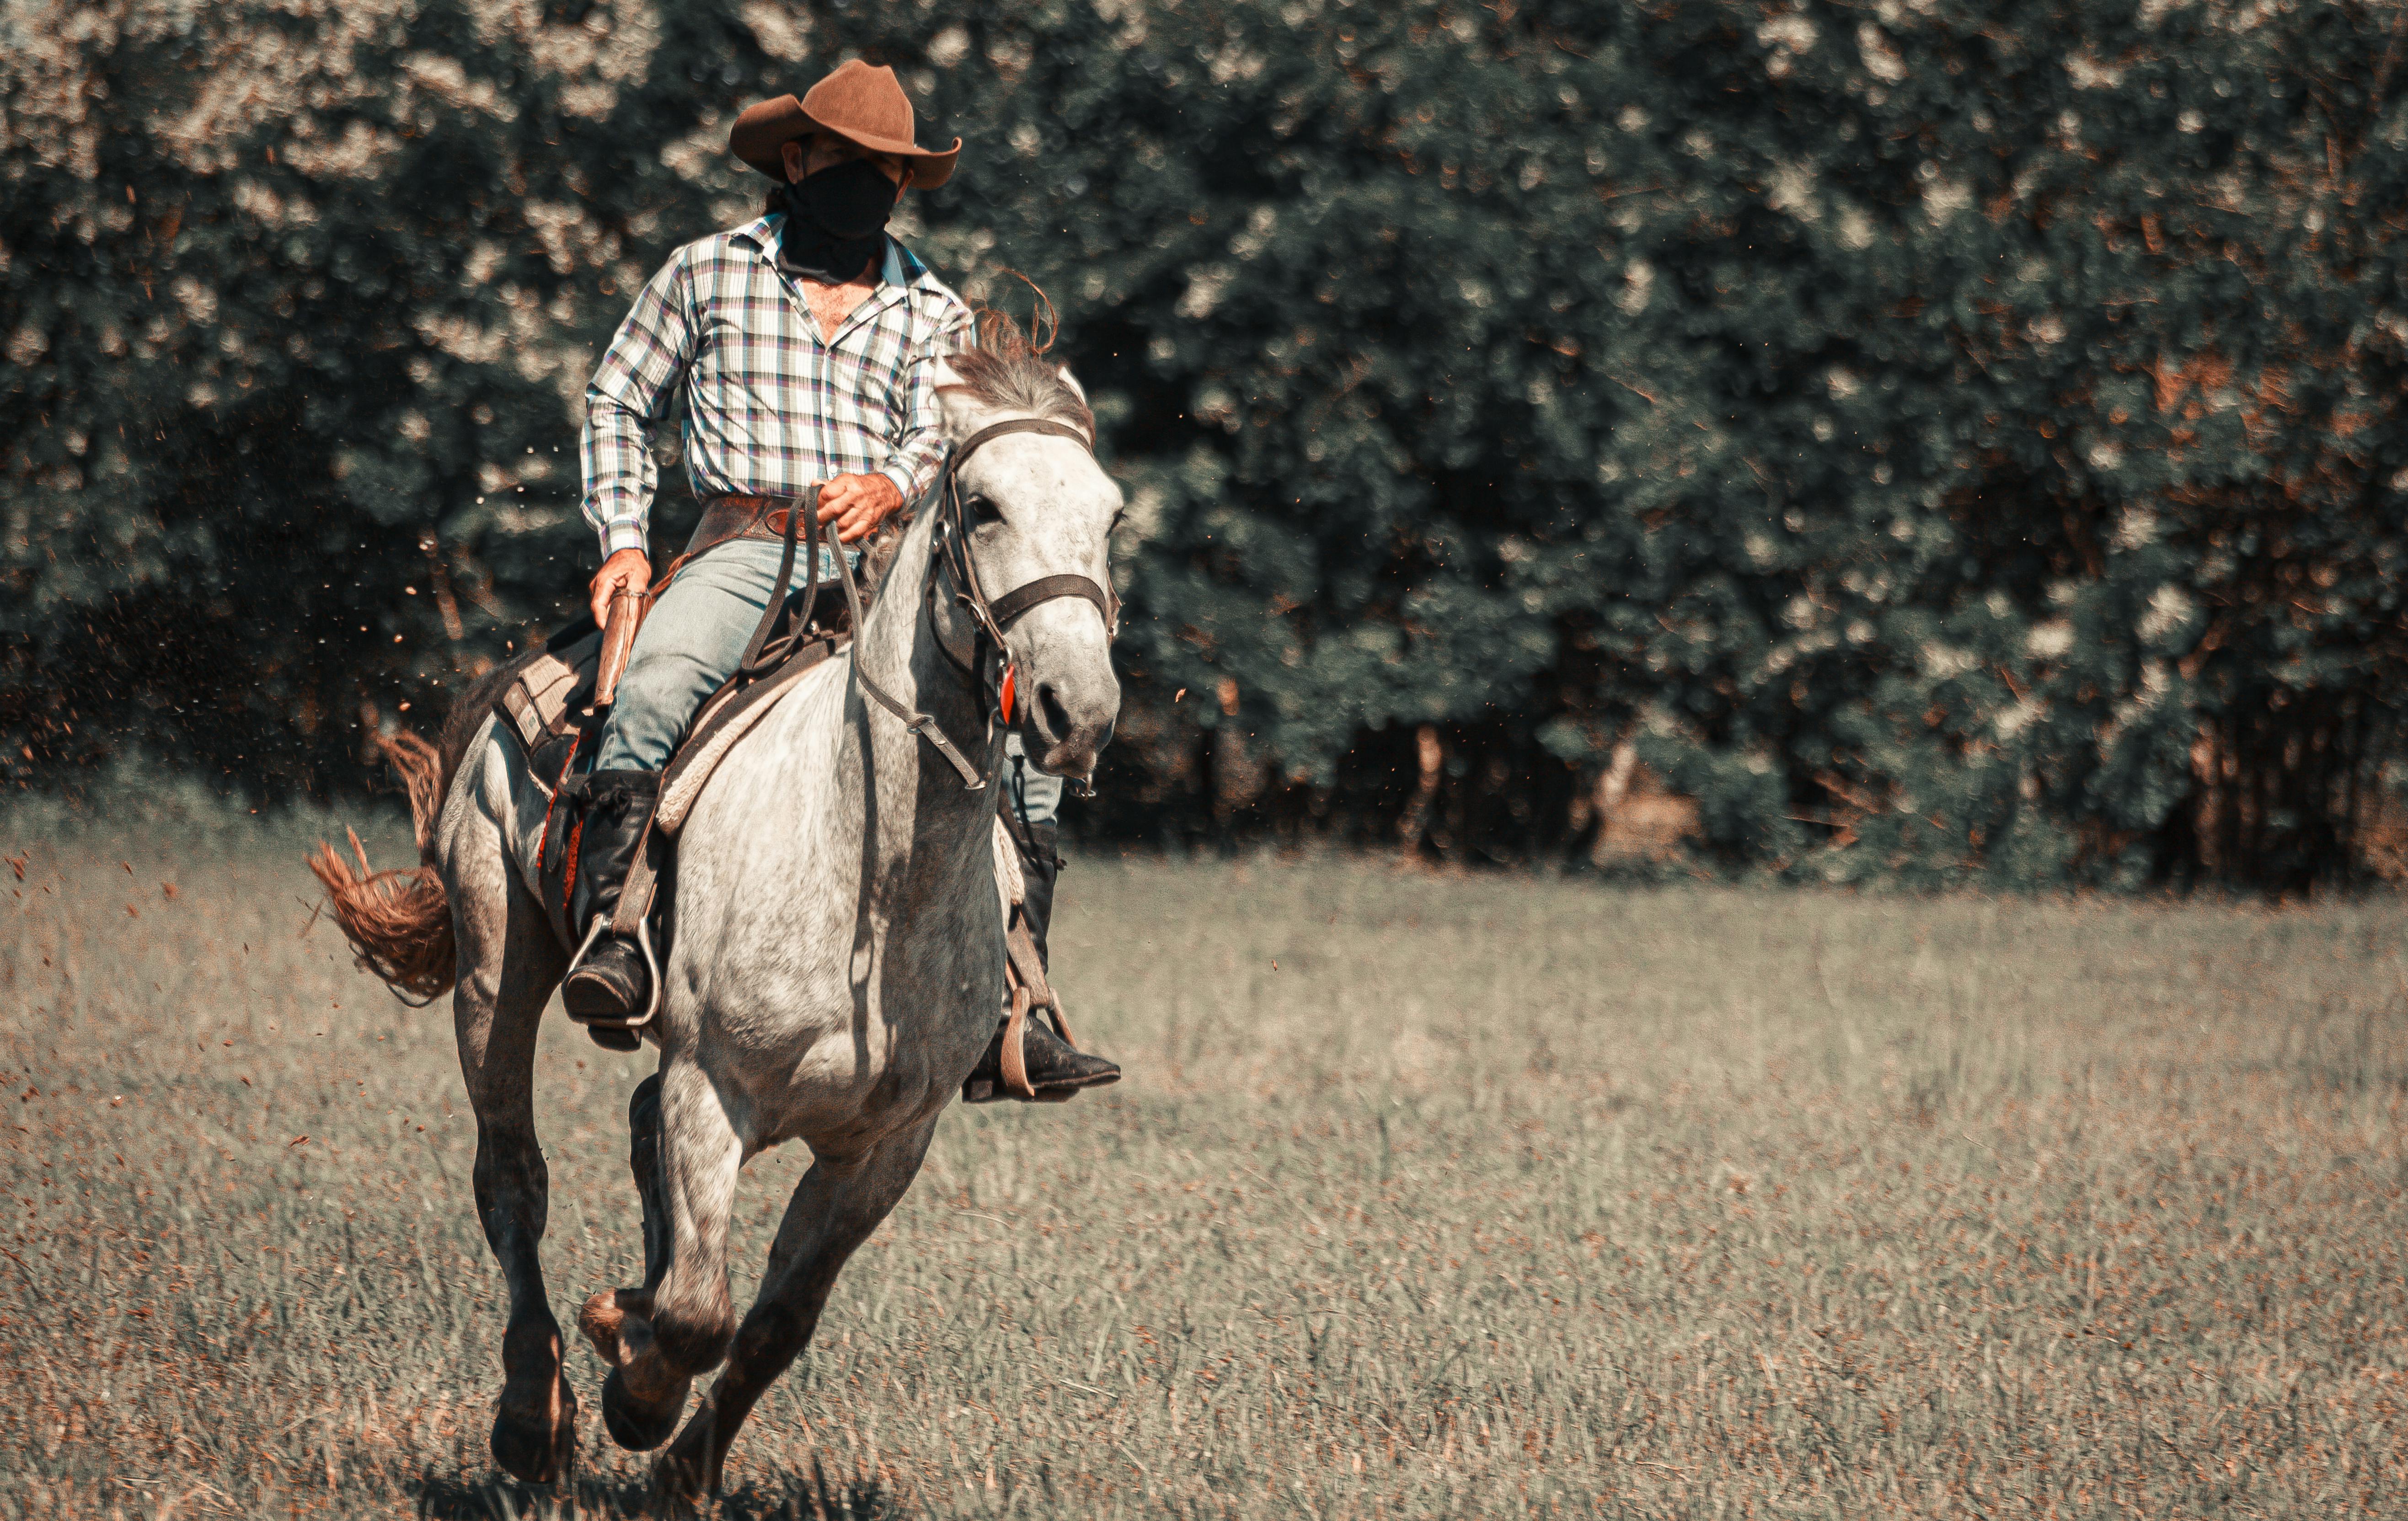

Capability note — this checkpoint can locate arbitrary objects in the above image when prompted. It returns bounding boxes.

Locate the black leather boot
[964,822,1122,1103]
[560,770,660,1034]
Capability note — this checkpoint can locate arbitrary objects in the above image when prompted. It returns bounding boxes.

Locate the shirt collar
[742,214,919,290]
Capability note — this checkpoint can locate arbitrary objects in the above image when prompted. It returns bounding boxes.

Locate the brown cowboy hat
[729,60,961,188]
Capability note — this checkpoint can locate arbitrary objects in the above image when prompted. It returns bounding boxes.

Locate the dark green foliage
[7,0,2408,886]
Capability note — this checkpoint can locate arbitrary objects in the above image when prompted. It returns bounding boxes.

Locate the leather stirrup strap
[998,912,1074,1098]
[1003,912,1076,1049]
[609,817,660,941]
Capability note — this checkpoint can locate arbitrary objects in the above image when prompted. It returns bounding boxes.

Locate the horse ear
[1055,365,1088,406]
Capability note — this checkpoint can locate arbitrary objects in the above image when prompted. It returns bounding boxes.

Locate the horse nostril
[1038,683,1073,741]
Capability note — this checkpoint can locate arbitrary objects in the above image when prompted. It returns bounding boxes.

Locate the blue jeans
[1001,733,1062,832]
[594,539,820,772]
[592,539,1062,832]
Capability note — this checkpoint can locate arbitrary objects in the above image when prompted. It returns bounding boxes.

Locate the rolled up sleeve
[580,250,697,559]
[876,301,974,507]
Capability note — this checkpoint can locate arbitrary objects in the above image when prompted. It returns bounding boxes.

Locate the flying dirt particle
[288,1136,309,1147]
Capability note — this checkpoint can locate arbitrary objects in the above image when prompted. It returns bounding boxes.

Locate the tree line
[6,0,2408,889]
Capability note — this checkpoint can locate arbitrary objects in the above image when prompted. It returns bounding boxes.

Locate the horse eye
[967,493,1003,524]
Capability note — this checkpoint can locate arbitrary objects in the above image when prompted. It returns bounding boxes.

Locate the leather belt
[684,490,818,560]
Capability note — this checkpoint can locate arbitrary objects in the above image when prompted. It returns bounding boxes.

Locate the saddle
[501,579,852,951]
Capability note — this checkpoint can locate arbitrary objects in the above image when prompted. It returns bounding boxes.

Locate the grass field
[5,807,2408,1519]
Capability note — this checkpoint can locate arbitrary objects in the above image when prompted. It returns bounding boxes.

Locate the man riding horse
[564,60,1117,1100]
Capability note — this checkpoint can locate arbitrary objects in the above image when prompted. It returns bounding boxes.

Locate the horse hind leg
[575,1071,690,1451]
[449,808,577,1483]
[657,1117,941,1500]
[578,1057,741,1452]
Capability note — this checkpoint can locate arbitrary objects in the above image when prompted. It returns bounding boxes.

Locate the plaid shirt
[579,217,973,558]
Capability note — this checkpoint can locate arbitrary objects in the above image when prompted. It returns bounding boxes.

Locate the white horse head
[928,340,1123,781]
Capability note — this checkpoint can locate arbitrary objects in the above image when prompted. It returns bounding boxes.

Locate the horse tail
[307,731,457,1004]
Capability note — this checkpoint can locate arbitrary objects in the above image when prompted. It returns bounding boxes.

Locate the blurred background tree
[6,0,2408,890]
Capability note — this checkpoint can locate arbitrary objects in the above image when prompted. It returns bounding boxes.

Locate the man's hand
[819,474,904,544]
[589,547,652,628]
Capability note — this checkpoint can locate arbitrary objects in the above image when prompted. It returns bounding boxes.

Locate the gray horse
[312,334,1120,1496]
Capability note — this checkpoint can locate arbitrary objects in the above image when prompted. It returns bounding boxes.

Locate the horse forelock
[942,309,1095,439]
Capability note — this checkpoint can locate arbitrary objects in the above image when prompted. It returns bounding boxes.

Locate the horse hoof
[490,1377,578,1484]
[602,1366,689,1452]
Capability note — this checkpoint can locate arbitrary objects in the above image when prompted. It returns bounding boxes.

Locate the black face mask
[776,158,896,283]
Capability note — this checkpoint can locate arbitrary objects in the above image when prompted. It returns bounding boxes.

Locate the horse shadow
[410,1456,902,1520]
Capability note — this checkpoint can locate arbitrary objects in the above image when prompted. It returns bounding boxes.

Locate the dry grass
[4,810,2408,1518]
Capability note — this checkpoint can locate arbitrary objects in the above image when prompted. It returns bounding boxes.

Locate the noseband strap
[987,573,1112,631]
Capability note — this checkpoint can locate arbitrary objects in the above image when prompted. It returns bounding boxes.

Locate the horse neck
[844,506,1002,859]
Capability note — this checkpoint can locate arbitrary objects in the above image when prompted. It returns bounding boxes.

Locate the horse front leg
[578,1055,742,1451]
[573,1070,688,1451]
[451,847,576,1483]
[657,1115,942,1499]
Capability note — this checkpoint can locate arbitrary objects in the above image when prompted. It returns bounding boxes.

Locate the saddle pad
[653,636,848,836]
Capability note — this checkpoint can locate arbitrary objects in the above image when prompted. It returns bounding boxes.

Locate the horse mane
[943,307,1095,438]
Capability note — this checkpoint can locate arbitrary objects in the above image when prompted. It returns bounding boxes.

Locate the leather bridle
[797,416,1118,793]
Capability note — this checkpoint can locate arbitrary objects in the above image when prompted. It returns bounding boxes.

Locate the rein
[755,417,1115,793]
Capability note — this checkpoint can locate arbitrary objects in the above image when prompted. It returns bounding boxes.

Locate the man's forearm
[580,390,658,558]
[877,430,948,509]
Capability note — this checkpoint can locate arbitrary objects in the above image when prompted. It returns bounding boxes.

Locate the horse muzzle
[1015,645,1118,782]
